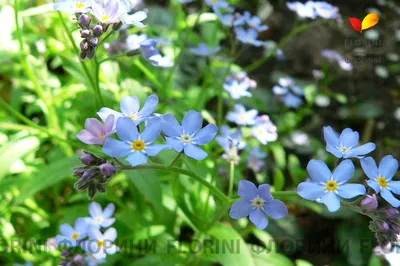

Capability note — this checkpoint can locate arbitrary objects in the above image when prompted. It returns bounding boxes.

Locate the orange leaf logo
[349,13,379,33]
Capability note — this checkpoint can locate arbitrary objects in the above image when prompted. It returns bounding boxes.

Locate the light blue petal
[89,202,102,218]
[381,188,400,207]
[323,126,339,147]
[238,180,258,200]
[103,203,115,218]
[320,192,341,212]
[103,138,132,158]
[229,200,252,219]
[339,128,359,147]
[337,184,366,199]
[184,144,208,160]
[162,114,182,137]
[101,218,116,228]
[182,110,202,134]
[141,117,162,143]
[194,124,218,145]
[263,199,288,219]
[389,181,400,195]
[332,160,355,183]
[138,95,158,117]
[361,157,379,179]
[307,160,331,182]
[120,96,140,116]
[257,184,273,200]
[166,137,184,152]
[146,144,170,156]
[116,117,139,142]
[249,209,269,230]
[379,155,398,180]
[367,180,381,193]
[87,227,102,241]
[97,107,122,122]
[326,144,343,158]
[56,235,75,247]
[350,143,376,157]
[60,223,74,237]
[75,218,88,236]
[126,152,148,167]
[103,227,117,242]
[297,182,325,200]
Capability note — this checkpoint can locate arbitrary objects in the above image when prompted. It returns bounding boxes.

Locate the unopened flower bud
[78,14,91,28]
[80,29,91,38]
[88,184,97,199]
[97,183,106,193]
[73,167,86,178]
[80,153,97,166]
[73,254,84,263]
[86,46,95,59]
[377,222,390,232]
[92,25,103,36]
[385,208,399,220]
[80,40,89,50]
[361,194,378,211]
[61,249,71,257]
[82,169,98,180]
[90,37,99,47]
[100,163,116,177]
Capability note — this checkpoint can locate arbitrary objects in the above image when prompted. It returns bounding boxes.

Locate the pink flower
[77,115,115,145]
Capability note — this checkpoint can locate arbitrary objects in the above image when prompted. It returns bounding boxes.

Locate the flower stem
[169,153,183,167]
[228,160,235,198]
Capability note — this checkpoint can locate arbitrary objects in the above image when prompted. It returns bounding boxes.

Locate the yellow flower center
[96,216,104,223]
[129,114,137,120]
[377,177,388,188]
[132,140,145,151]
[101,15,110,22]
[99,135,105,139]
[98,240,105,248]
[71,233,80,240]
[76,3,85,9]
[212,0,217,4]
[326,181,338,191]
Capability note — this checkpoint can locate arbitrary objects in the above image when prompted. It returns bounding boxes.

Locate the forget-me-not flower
[226,104,258,126]
[205,0,230,15]
[140,39,174,68]
[216,125,246,152]
[286,1,316,19]
[252,115,278,145]
[247,148,267,172]
[120,11,147,27]
[235,11,268,32]
[230,180,288,229]
[361,155,400,207]
[56,218,88,247]
[54,0,93,14]
[162,111,218,160]
[85,255,107,266]
[323,126,376,159]
[85,202,116,228]
[312,1,340,19]
[81,227,119,260]
[190,43,221,56]
[321,49,352,71]
[126,34,147,51]
[103,117,170,166]
[235,28,264,47]
[77,115,115,145]
[282,92,303,108]
[90,0,128,24]
[224,79,252,99]
[97,95,158,126]
[272,77,304,108]
[298,160,366,212]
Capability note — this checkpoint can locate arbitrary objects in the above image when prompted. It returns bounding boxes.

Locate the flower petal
[103,203,115,218]
[56,235,74,247]
[120,96,140,116]
[381,188,400,207]
[97,107,122,122]
[103,227,117,242]
[75,218,88,236]
[182,110,202,134]
[141,117,162,143]
[249,209,269,230]
[337,184,366,199]
[117,117,139,142]
[89,202,102,218]
[238,180,258,200]
[326,144,343,158]
[361,157,379,179]
[138,95,158,117]
[307,160,331,182]
[229,200,252,219]
[263,199,288,219]
[297,182,325,200]
[367,180,381,193]
[77,130,103,145]
[332,160,355,183]
[126,152,148,167]
[320,192,341,212]
[350,143,376,157]
[379,155,398,180]
[166,137,184,152]
[102,138,132,158]
[60,223,74,237]
[257,184,273,200]
[162,114,182,137]
[104,114,115,133]
[323,126,339,147]
[339,128,359,147]
[194,124,218,145]
[389,181,400,195]
[146,144,170,156]
[88,227,102,241]
[184,144,208,160]
[101,218,116,228]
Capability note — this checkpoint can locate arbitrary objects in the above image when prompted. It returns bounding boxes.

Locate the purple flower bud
[78,14,91,28]
[100,163,116,177]
[73,254,84,263]
[61,249,71,257]
[80,40,89,50]
[80,29,91,38]
[377,222,390,232]
[90,37,99,47]
[86,46,95,59]
[361,194,378,211]
[385,208,399,220]
[92,25,103,36]
[80,153,97,166]
[82,169,98,180]
[73,167,86,178]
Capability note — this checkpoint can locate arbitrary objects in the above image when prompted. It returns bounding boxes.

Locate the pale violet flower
[252,115,278,145]
[54,0,93,14]
[90,0,128,24]
[56,218,88,247]
[247,147,267,172]
[321,49,353,71]
[235,11,269,32]
[126,34,147,51]
[226,104,258,126]
[82,227,119,260]
[224,79,252,99]
[312,1,340,19]
[290,131,310,146]
[85,202,116,228]
[120,11,147,27]
[190,43,221,56]
[77,116,115,145]
[235,28,264,47]
[286,1,316,19]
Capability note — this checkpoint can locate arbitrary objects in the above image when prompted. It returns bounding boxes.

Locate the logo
[349,13,379,33]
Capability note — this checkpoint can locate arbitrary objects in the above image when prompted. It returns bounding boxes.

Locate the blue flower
[216,125,246,152]
[323,126,376,159]
[282,92,303,108]
[56,218,88,247]
[162,111,218,160]
[235,11,269,32]
[224,79,252,99]
[252,115,278,145]
[226,104,258,126]
[286,1,316,19]
[235,28,264,47]
[298,160,366,212]
[321,49,353,71]
[81,227,119,260]
[126,33,147,51]
[54,0,92,14]
[205,0,231,15]
[229,180,288,230]
[312,2,340,19]
[85,202,116,228]
[190,43,221,56]
[361,155,400,207]
[140,39,173,68]
[97,95,158,126]
[218,13,243,27]
[121,11,147,27]
[85,256,107,266]
[248,148,267,172]
[272,77,304,108]
[103,117,170,167]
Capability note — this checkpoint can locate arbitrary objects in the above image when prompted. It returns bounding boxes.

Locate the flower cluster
[272,77,304,108]
[56,202,118,265]
[286,1,340,20]
[224,71,257,100]
[321,49,353,71]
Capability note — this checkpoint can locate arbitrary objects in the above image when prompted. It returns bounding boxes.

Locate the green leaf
[296,259,314,266]
[252,248,294,266]
[14,157,79,205]
[252,229,277,253]
[270,143,286,169]
[273,169,285,191]
[131,254,186,266]
[0,136,40,179]
[0,177,28,195]
[207,223,256,266]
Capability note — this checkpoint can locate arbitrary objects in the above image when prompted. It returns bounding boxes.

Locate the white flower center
[96,216,104,223]
[251,196,265,210]
[339,145,351,154]
[179,133,193,144]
